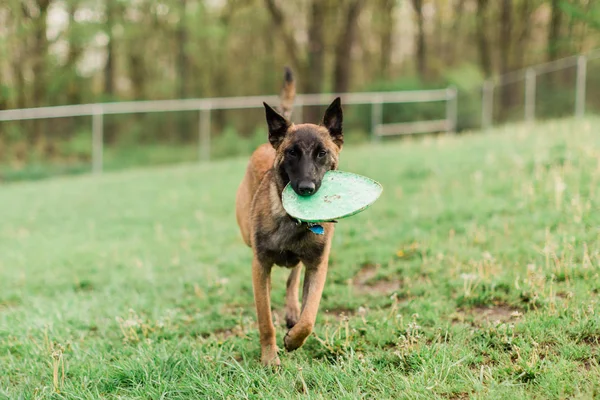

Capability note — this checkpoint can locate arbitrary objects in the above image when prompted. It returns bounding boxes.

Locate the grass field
[1,117,600,399]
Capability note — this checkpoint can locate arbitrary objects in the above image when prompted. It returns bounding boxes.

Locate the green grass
[2,117,600,399]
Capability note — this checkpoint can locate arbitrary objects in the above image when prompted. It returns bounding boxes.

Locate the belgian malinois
[235,68,343,366]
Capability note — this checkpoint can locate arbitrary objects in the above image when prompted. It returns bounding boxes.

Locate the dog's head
[263,98,343,196]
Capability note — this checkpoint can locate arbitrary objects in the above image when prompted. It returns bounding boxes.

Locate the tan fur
[235,143,276,246]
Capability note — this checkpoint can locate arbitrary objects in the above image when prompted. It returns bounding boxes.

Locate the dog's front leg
[283,256,328,352]
[252,256,280,366]
[285,264,302,329]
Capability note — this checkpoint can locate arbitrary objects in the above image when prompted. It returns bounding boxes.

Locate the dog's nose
[298,181,316,196]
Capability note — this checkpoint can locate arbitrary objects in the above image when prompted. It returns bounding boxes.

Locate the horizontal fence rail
[481,48,600,129]
[0,88,457,174]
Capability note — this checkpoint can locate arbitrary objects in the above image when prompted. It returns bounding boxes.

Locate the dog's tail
[278,66,296,121]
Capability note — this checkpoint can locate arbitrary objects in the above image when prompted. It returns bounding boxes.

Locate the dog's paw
[285,313,299,329]
[261,355,281,367]
[261,346,281,367]
[284,328,310,352]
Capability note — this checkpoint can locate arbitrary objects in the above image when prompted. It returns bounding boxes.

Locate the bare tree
[264,0,329,122]
[547,0,562,61]
[514,0,533,70]
[499,0,513,115]
[104,0,116,98]
[411,0,427,78]
[31,0,52,108]
[448,0,466,65]
[476,0,492,77]
[378,0,395,79]
[333,0,364,93]
[177,0,188,99]
[66,1,83,105]
[305,0,326,97]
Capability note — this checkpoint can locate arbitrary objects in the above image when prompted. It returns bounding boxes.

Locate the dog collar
[292,218,336,235]
[307,224,324,235]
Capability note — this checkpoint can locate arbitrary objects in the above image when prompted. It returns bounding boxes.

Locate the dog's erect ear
[322,97,343,148]
[263,102,289,149]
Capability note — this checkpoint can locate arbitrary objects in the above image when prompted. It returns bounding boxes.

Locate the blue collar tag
[308,224,324,235]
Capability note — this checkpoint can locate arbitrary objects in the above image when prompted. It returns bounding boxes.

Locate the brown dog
[235,68,343,366]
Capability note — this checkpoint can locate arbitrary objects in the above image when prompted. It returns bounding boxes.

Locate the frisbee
[282,170,383,223]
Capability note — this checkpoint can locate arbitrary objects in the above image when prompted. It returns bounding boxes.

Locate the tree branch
[264,0,302,71]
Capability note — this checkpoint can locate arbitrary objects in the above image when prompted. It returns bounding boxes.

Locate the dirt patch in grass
[352,263,402,295]
[448,393,471,400]
[0,298,21,311]
[323,307,355,319]
[452,304,523,326]
[211,324,253,340]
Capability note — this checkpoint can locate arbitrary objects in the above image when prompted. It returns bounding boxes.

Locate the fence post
[524,68,536,123]
[481,80,494,130]
[199,108,211,162]
[92,106,104,174]
[575,55,587,118]
[370,98,382,141]
[446,86,458,133]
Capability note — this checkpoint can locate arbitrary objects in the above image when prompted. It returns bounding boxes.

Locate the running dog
[235,68,343,365]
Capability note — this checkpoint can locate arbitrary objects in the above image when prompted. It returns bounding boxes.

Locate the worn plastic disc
[282,170,383,223]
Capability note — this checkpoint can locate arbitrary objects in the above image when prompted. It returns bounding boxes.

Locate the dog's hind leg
[252,256,280,366]
[285,264,302,329]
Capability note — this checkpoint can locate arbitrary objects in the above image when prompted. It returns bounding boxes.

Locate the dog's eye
[288,149,297,157]
[317,150,327,158]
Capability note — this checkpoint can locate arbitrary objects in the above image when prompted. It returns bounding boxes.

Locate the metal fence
[0,89,457,174]
[481,48,600,128]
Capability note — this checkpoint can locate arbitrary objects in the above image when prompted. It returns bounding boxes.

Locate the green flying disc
[282,170,383,223]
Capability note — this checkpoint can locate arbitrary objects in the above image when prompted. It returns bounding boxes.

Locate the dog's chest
[255,217,324,267]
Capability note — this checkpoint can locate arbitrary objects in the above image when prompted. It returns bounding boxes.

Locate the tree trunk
[547,0,562,62]
[476,0,492,77]
[515,0,532,70]
[0,69,6,110]
[176,0,190,141]
[104,0,115,98]
[499,0,513,119]
[128,51,145,100]
[448,0,466,65]
[264,0,302,73]
[12,56,26,109]
[434,0,444,66]
[32,0,50,108]
[303,0,326,122]
[31,0,51,148]
[411,0,426,78]
[333,0,364,94]
[177,0,188,99]
[67,2,82,105]
[378,0,395,79]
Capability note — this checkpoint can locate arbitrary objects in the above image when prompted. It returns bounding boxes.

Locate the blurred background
[1,0,599,182]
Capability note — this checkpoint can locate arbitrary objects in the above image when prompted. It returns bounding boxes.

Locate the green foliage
[443,63,486,131]
[2,118,600,398]
[357,76,447,128]
[350,65,486,135]
[560,1,600,31]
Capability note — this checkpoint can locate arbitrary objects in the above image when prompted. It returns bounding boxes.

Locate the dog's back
[235,69,296,246]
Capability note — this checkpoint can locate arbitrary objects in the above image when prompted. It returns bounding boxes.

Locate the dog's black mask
[264,98,343,197]
[280,129,331,196]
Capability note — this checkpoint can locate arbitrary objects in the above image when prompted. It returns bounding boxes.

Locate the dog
[235,67,343,366]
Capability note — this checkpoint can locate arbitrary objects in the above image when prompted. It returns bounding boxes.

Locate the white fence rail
[0,89,457,174]
[481,48,600,128]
